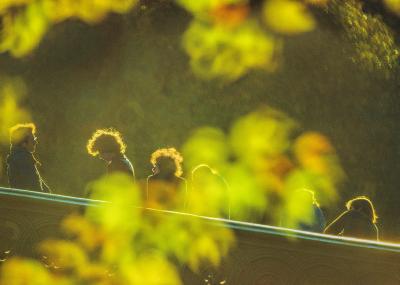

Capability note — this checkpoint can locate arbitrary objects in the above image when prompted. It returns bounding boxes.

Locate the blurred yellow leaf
[182,127,229,171]
[284,169,338,206]
[86,173,141,235]
[183,20,278,80]
[210,3,249,27]
[122,254,182,285]
[0,0,138,57]
[44,0,138,23]
[0,1,48,57]
[0,258,69,285]
[0,78,31,143]
[384,0,400,15]
[39,240,88,272]
[188,235,221,271]
[177,0,246,17]
[0,0,31,14]
[230,107,296,169]
[188,164,230,217]
[263,0,315,35]
[224,163,267,221]
[62,214,105,251]
[294,132,345,183]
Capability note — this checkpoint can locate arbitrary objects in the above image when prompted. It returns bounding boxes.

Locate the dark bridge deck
[0,187,399,284]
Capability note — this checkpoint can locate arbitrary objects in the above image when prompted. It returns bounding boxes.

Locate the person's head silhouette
[346,196,378,224]
[150,147,183,180]
[87,128,126,162]
[9,123,37,153]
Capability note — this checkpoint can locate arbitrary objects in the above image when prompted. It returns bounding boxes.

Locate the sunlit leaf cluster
[0,173,234,284]
[328,0,399,74]
[182,20,278,81]
[179,0,321,81]
[0,258,70,285]
[263,0,315,35]
[0,0,138,57]
[183,107,345,228]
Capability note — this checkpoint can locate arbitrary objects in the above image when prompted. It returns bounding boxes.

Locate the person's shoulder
[333,210,352,223]
[123,155,133,163]
[123,156,134,169]
[343,210,353,215]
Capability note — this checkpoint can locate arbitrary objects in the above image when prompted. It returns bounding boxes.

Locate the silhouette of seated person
[6,123,51,193]
[324,196,379,240]
[280,189,326,233]
[146,148,187,210]
[188,164,230,218]
[87,129,135,179]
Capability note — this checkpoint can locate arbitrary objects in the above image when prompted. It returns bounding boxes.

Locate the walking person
[146,147,187,210]
[87,128,135,179]
[324,196,379,240]
[7,123,51,193]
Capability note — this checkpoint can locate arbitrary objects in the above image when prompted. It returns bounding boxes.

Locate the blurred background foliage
[327,0,399,75]
[0,0,398,245]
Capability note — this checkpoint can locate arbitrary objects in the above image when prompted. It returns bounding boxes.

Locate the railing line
[1,187,400,253]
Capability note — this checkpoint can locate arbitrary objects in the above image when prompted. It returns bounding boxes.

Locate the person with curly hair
[7,123,51,193]
[146,147,187,210]
[324,196,379,240]
[87,129,135,179]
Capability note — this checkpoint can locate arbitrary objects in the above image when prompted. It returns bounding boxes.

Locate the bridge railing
[0,187,399,284]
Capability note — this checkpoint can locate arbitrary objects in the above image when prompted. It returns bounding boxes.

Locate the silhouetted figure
[189,164,231,218]
[280,189,326,233]
[146,148,187,210]
[87,129,135,179]
[324,196,379,240]
[6,123,51,193]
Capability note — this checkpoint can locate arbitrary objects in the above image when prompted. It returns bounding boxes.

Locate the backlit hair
[150,147,183,177]
[346,196,378,224]
[295,188,319,207]
[87,128,126,157]
[9,123,36,146]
